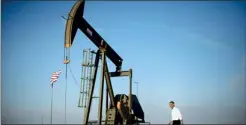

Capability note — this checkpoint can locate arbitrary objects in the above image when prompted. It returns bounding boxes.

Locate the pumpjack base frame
[83,49,134,125]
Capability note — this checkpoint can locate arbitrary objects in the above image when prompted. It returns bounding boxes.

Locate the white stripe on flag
[50,70,61,86]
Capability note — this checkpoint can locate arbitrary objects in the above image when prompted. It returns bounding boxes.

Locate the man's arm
[176,109,183,124]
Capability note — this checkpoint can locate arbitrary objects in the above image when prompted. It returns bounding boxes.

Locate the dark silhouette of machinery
[63,0,146,124]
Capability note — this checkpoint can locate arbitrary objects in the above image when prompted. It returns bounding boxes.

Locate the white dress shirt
[171,107,183,121]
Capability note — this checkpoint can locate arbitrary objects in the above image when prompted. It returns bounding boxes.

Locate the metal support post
[128,69,133,124]
[104,59,116,108]
[98,51,105,125]
[106,88,108,113]
[134,82,139,97]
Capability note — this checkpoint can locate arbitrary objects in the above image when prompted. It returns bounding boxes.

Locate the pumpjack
[63,0,146,124]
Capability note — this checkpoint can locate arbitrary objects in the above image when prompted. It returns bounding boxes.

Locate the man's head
[169,101,175,109]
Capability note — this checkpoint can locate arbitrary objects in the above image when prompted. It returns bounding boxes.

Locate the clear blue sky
[2,1,246,124]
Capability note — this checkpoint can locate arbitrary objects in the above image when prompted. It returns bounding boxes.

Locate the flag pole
[50,84,54,124]
[50,70,61,125]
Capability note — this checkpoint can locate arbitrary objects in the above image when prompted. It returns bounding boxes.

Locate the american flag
[50,70,62,87]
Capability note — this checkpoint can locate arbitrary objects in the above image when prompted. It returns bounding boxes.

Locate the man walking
[169,101,183,125]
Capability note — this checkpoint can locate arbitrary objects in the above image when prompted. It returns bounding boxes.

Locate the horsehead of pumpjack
[63,0,123,72]
[64,0,84,49]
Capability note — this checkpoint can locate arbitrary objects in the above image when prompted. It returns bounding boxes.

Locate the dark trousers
[173,120,181,125]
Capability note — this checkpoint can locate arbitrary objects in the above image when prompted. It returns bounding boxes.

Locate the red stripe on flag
[50,70,62,86]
